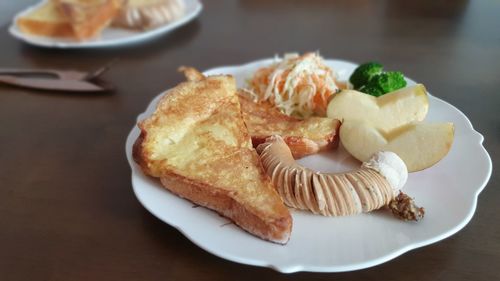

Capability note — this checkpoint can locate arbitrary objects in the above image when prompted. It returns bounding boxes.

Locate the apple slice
[340,120,454,172]
[327,84,429,130]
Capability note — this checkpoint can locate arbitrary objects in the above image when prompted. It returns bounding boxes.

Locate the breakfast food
[327,83,454,172]
[258,135,423,219]
[340,120,455,172]
[16,0,122,40]
[16,1,74,38]
[15,0,184,41]
[178,66,341,159]
[56,0,122,40]
[129,54,456,244]
[349,62,407,97]
[112,0,185,30]
[238,91,341,158]
[133,73,292,244]
[326,85,429,130]
[248,52,340,118]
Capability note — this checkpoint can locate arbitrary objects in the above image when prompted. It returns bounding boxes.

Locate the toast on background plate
[133,72,292,244]
[238,92,341,159]
[55,0,122,40]
[16,1,74,38]
[112,0,185,30]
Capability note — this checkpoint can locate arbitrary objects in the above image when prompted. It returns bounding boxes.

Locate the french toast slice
[55,0,122,40]
[16,1,75,38]
[238,92,341,159]
[133,74,292,244]
[178,67,341,159]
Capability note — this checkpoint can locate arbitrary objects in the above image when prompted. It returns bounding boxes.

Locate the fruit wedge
[327,84,429,130]
[340,120,454,172]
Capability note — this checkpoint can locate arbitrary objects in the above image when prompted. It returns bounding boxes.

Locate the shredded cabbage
[248,53,339,118]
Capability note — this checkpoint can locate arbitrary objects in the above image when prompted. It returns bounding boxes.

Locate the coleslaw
[248,52,340,118]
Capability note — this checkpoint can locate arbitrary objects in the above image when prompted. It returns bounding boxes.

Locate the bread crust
[133,125,292,244]
[132,75,292,244]
[16,0,121,40]
[16,17,74,38]
[132,130,148,174]
[56,0,122,40]
[238,93,341,158]
[159,168,292,244]
[251,132,340,159]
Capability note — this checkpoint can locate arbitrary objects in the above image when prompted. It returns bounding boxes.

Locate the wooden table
[1,0,498,280]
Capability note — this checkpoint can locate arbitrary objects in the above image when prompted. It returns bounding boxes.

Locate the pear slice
[340,120,454,172]
[327,84,429,131]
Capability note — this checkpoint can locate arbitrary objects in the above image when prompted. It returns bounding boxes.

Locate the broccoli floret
[359,72,407,97]
[349,62,383,89]
[369,71,407,94]
[359,84,384,97]
[350,61,408,97]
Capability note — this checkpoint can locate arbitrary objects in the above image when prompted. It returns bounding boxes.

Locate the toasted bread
[177,67,340,159]
[16,1,75,38]
[56,0,122,40]
[133,74,292,244]
[112,0,185,30]
[238,92,341,158]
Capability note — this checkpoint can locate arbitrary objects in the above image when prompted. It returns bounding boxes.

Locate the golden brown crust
[16,17,75,38]
[250,134,339,158]
[238,92,341,158]
[56,0,122,40]
[178,66,205,82]
[133,74,292,244]
[160,159,292,244]
[132,130,149,174]
[17,0,122,40]
[174,68,340,159]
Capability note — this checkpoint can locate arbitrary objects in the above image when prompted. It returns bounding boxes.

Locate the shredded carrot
[248,53,339,118]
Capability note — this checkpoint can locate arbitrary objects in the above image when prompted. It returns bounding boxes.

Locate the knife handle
[0,75,107,92]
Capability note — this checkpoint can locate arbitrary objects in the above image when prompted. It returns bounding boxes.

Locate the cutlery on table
[0,60,116,92]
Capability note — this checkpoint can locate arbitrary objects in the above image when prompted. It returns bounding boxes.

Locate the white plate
[125,59,492,273]
[9,0,202,48]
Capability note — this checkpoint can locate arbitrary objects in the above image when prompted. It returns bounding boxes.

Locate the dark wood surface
[1,0,499,280]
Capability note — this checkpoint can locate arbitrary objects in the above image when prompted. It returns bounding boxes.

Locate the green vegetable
[359,84,384,97]
[350,63,407,97]
[370,71,407,93]
[349,62,383,90]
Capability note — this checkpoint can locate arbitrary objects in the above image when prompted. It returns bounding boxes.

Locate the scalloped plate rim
[125,58,492,273]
